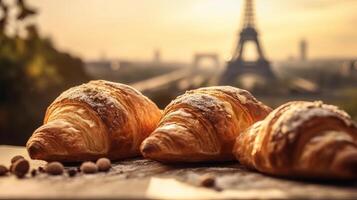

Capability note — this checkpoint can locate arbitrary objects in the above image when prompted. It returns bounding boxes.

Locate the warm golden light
[29,0,357,62]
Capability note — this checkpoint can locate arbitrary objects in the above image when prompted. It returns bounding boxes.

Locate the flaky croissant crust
[141,86,272,162]
[27,80,161,162]
[234,101,357,179]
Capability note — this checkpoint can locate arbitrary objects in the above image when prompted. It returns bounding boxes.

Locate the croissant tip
[140,142,158,157]
[340,152,357,175]
[333,148,357,177]
[27,142,44,159]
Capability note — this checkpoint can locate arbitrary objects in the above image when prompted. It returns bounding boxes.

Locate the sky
[27,0,357,62]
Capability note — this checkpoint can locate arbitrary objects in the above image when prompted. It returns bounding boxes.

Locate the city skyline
[28,0,357,62]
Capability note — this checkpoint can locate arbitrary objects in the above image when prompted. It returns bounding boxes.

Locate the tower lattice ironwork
[220,0,275,85]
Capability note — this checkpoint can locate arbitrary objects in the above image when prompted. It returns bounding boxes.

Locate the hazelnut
[45,162,64,175]
[80,162,97,174]
[96,158,111,172]
[0,165,8,176]
[12,158,30,178]
[67,169,77,177]
[11,155,24,164]
[199,174,215,188]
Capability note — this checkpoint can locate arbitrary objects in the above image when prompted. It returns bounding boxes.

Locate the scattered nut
[96,158,111,172]
[12,159,30,178]
[11,155,24,164]
[80,162,97,174]
[45,162,64,175]
[67,169,76,177]
[199,174,215,188]
[31,169,37,177]
[0,165,8,176]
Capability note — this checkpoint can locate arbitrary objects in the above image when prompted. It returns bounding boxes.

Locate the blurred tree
[0,0,90,145]
[0,1,8,35]
[16,0,37,20]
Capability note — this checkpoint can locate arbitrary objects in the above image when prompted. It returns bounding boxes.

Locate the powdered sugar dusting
[56,82,120,110]
[194,86,256,105]
[174,93,226,114]
[49,81,131,133]
[272,101,352,137]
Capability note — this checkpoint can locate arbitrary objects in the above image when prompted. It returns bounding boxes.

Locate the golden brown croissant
[140,86,272,162]
[233,101,357,179]
[26,80,162,162]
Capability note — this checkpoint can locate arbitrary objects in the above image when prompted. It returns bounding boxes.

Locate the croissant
[233,101,357,179]
[140,86,272,162]
[26,80,162,162]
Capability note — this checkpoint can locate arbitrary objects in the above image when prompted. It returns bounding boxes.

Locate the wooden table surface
[0,145,357,199]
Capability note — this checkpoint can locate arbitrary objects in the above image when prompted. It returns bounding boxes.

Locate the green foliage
[0,1,89,144]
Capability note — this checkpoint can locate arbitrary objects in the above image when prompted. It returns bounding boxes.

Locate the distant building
[300,39,307,61]
[153,49,161,63]
[341,60,357,77]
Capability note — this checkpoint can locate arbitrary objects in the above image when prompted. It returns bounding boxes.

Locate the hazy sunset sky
[28,0,357,62]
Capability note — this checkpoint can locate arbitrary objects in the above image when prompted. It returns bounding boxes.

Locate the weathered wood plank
[0,146,356,199]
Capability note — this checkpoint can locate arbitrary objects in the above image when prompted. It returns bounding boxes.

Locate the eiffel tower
[220,0,275,85]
